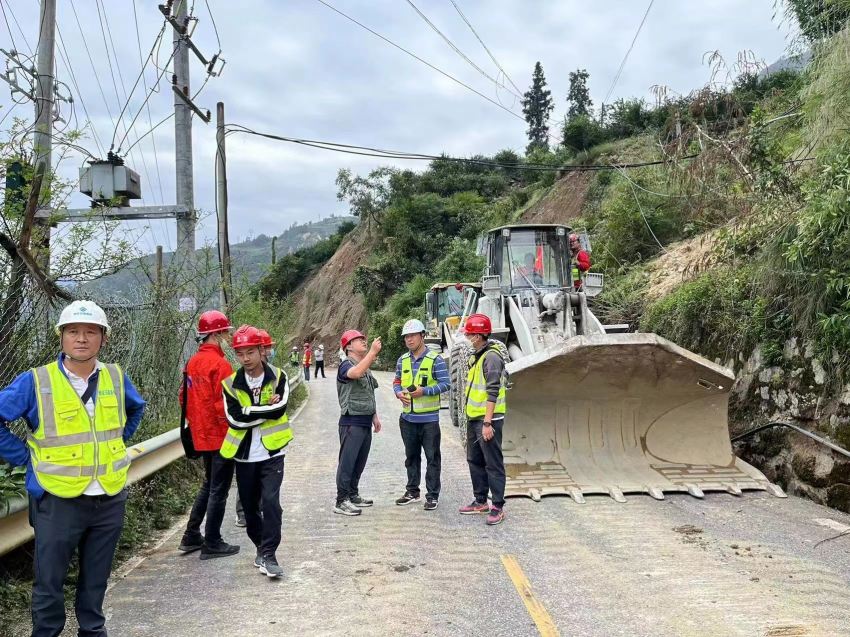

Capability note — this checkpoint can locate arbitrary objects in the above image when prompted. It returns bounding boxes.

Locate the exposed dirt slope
[644,229,722,300]
[286,224,377,356]
[520,171,593,224]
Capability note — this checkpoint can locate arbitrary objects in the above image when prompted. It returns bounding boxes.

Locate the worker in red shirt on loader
[569,233,592,290]
[178,310,241,559]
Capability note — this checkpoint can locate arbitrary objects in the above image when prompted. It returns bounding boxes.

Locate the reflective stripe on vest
[220,366,292,459]
[29,361,129,497]
[400,350,441,414]
[465,346,506,419]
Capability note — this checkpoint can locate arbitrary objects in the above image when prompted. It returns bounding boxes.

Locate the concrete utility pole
[173,0,195,284]
[33,0,56,272]
[215,101,232,311]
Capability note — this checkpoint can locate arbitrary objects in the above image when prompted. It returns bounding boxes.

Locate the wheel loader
[447,224,784,502]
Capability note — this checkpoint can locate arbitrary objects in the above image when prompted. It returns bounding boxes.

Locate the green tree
[783,0,850,42]
[567,68,593,118]
[521,62,554,154]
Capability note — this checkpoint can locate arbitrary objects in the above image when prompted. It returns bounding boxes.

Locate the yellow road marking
[501,554,561,637]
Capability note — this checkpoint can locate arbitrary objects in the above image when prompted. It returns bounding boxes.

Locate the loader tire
[450,341,473,445]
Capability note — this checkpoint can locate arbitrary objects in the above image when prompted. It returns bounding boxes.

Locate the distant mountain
[760,51,811,77]
[81,215,357,299]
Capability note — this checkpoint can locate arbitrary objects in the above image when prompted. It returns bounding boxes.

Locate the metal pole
[173,0,195,283]
[33,0,56,272]
[215,101,232,312]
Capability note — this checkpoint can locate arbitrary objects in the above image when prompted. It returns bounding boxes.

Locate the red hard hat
[256,329,273,347]
[197,310,232,336]
[340,329,366,351]
[232,325,264,350]
[463,313,492,335]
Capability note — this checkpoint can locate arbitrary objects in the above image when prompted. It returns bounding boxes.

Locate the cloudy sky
[0,0,796,257]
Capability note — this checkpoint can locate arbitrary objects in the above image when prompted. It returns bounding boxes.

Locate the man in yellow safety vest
[458,313,507,526]
[392,319,450,510]
[221,325,291,578]
[0,300,146,636]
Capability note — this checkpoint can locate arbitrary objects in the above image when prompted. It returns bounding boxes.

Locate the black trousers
[303,365,310,381]
[336,425,372,504]
[29,490,127,637]
[184,451,235,545]
[399,416,441,500]
[466,418,507,508]
[315,360,325,378]
[235,455,284,557]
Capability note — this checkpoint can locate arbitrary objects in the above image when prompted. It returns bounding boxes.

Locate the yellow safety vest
[220,366,292,459]
[400,350,441,414]
[29,361,129,498]
[465,345,507,419]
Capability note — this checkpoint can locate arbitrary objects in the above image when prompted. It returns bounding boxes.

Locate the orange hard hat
[463,313,492,336]
[340,329,366,351]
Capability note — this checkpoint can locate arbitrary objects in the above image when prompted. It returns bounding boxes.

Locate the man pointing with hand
[334,329,382,516]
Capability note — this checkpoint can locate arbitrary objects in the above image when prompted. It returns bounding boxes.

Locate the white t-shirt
[235,372,282,463]
[66,362,107,496]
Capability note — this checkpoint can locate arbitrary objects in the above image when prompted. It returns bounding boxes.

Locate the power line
[405,0,521,101]
[447,0,522,96]
[224,123,698,172]
[604,0,654,104]
[132,0,166,204]
[55,24,106,156]
[312,0,524,122]
[204,0,221,49]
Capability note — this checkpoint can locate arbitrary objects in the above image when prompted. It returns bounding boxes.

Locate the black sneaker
[395,491,421,506]
[423,498,438,511]
[235,513,247,528]
[253,550,263,569]
[178,534,204,553]
[199,541,241,560]
[260,555,283,578]
[350,495,373,507]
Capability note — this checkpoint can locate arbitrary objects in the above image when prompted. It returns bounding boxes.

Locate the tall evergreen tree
[567,69,593,118]
[521,62,554,154]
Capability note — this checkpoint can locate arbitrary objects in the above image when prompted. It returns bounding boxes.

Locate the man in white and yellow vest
[392,319,450,510]
[458,313,507,526]
[0,300,146,637]
[221,325,291,579]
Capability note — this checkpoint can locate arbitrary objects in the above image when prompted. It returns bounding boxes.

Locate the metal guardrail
[732,421,850,460]
[0,374,305,556]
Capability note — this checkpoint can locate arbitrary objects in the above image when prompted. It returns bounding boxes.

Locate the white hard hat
[401,319,426,336]
[319,344,324,349]
[55,300,111,336]
[292,346,298,350]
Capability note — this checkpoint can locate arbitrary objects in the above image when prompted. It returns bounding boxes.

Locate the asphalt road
[97,371,850,637]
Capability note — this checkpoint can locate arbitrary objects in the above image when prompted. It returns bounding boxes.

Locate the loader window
[502,229,564,291]
[438,287,464,319]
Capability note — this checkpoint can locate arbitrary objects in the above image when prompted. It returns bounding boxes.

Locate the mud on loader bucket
[502,333,785,502]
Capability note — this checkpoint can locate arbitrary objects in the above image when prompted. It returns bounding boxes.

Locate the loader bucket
[502,333,784,502]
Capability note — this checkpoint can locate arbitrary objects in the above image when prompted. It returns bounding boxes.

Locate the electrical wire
[224,123,698,172]
[204,0,221,49]
[448,0,522,96]
[312,0,524,122]
[603,0,654,104]
[405,0,521,101]
[56,24,105,157]
[132,0,166,204]
[70,1,119,141]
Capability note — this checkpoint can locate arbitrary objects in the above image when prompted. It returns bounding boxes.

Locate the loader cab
[482,225,572,293]
[425,282,481,344]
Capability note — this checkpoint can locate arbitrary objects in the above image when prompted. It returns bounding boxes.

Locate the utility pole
[215,101,232,312]
[173,0,195,294]
[32,0,56,272]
